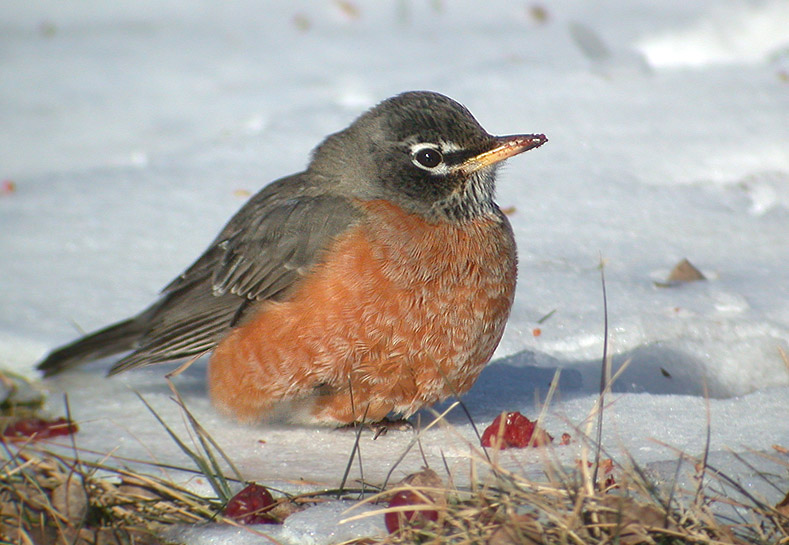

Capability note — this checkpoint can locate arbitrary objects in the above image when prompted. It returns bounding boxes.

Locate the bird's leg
[334,416,413,439]
[370,417,413,439]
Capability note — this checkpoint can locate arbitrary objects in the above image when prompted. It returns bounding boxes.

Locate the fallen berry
[224,483,277,524]
[2,417,78,441]
[481,411,553,449]
[385,490,439,533]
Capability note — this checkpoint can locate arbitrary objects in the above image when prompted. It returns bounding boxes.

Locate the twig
[592,255,609,488]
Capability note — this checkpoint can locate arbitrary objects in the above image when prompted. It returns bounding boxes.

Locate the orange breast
[208,199,517,424]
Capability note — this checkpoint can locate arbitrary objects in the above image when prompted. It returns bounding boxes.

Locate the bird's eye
[413,147,443,169]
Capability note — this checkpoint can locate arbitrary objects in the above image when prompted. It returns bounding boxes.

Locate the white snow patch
[638,0,789,67]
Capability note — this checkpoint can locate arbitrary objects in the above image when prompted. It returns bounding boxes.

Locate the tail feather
[37,280,243,377]
[37,318,145,377]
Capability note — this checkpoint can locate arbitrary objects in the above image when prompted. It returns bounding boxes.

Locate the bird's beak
[459,134,547,174]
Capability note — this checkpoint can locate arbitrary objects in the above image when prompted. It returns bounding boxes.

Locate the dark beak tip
[499,133,548,149]
[531,133,548,146]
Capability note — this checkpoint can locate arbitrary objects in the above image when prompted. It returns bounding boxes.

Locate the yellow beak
[460,133,547,174]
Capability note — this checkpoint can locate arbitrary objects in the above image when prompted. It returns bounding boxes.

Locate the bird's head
[310,91,546,221]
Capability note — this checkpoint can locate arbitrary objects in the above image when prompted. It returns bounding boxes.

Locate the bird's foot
[335,417,413,439]
[370,417,413,439]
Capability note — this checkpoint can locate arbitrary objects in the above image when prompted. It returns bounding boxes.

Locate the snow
[2,1,788,543]
[167,501,388,545]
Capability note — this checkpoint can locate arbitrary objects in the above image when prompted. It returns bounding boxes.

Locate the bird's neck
[431,169,499,222]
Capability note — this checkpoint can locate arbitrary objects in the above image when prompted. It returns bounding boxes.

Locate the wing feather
[105,174,363,372]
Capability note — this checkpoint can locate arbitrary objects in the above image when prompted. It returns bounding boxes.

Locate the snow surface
[2,1,788,542]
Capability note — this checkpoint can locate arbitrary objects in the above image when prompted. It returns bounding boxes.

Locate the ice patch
[163,501,386,545]
[282,501,387,544]
[638,0,789,67]
[736,170,789,215]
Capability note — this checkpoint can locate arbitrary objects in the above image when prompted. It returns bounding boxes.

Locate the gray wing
[107,173,363,374]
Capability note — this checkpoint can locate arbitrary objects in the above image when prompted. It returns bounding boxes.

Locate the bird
[37,91,547,425]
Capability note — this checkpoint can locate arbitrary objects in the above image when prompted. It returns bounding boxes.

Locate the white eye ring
[411,144,447,172]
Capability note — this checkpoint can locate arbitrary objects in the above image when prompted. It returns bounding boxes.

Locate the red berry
[480,411,552,449]
[2,417,78,441]
[224,483,277,524]
[384,490,439,533]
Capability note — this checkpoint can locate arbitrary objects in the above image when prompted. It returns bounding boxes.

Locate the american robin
[37,91,547,425]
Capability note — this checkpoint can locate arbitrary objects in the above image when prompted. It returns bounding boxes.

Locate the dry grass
[363,448,789,545]
[4,413,786,545]
[1,366,787,545]
[0,438,221,544]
